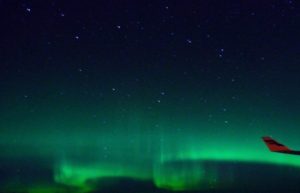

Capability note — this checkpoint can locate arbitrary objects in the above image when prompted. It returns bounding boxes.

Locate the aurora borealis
[2,1,300,192]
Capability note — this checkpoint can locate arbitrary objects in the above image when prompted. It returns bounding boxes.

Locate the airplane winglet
[262,136,291,152]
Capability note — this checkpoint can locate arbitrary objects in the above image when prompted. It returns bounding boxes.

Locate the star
[186,39,192,44]
[103,146,108,150]
[26,8,31,12]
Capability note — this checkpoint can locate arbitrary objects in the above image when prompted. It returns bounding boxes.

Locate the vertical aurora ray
[2,113,300,192]
[153,161,206,191]
[47,124,300,191]
[2,1,300,192]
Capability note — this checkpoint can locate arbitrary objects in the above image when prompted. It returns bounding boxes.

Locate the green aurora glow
[2,1,300,192]
[2,111,300,192]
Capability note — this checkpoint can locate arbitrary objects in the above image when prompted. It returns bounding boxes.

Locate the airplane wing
[262,136,300,155]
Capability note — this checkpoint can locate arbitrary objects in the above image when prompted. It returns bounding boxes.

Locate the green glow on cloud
[50,128,300,191]
[2,100,300,192]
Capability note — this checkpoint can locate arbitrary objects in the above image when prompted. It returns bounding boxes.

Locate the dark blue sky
[1,1,300,193]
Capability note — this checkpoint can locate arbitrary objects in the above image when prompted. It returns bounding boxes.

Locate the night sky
[1,1,300,193]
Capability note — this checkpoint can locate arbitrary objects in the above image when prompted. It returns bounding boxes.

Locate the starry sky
[1,1,300,193]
